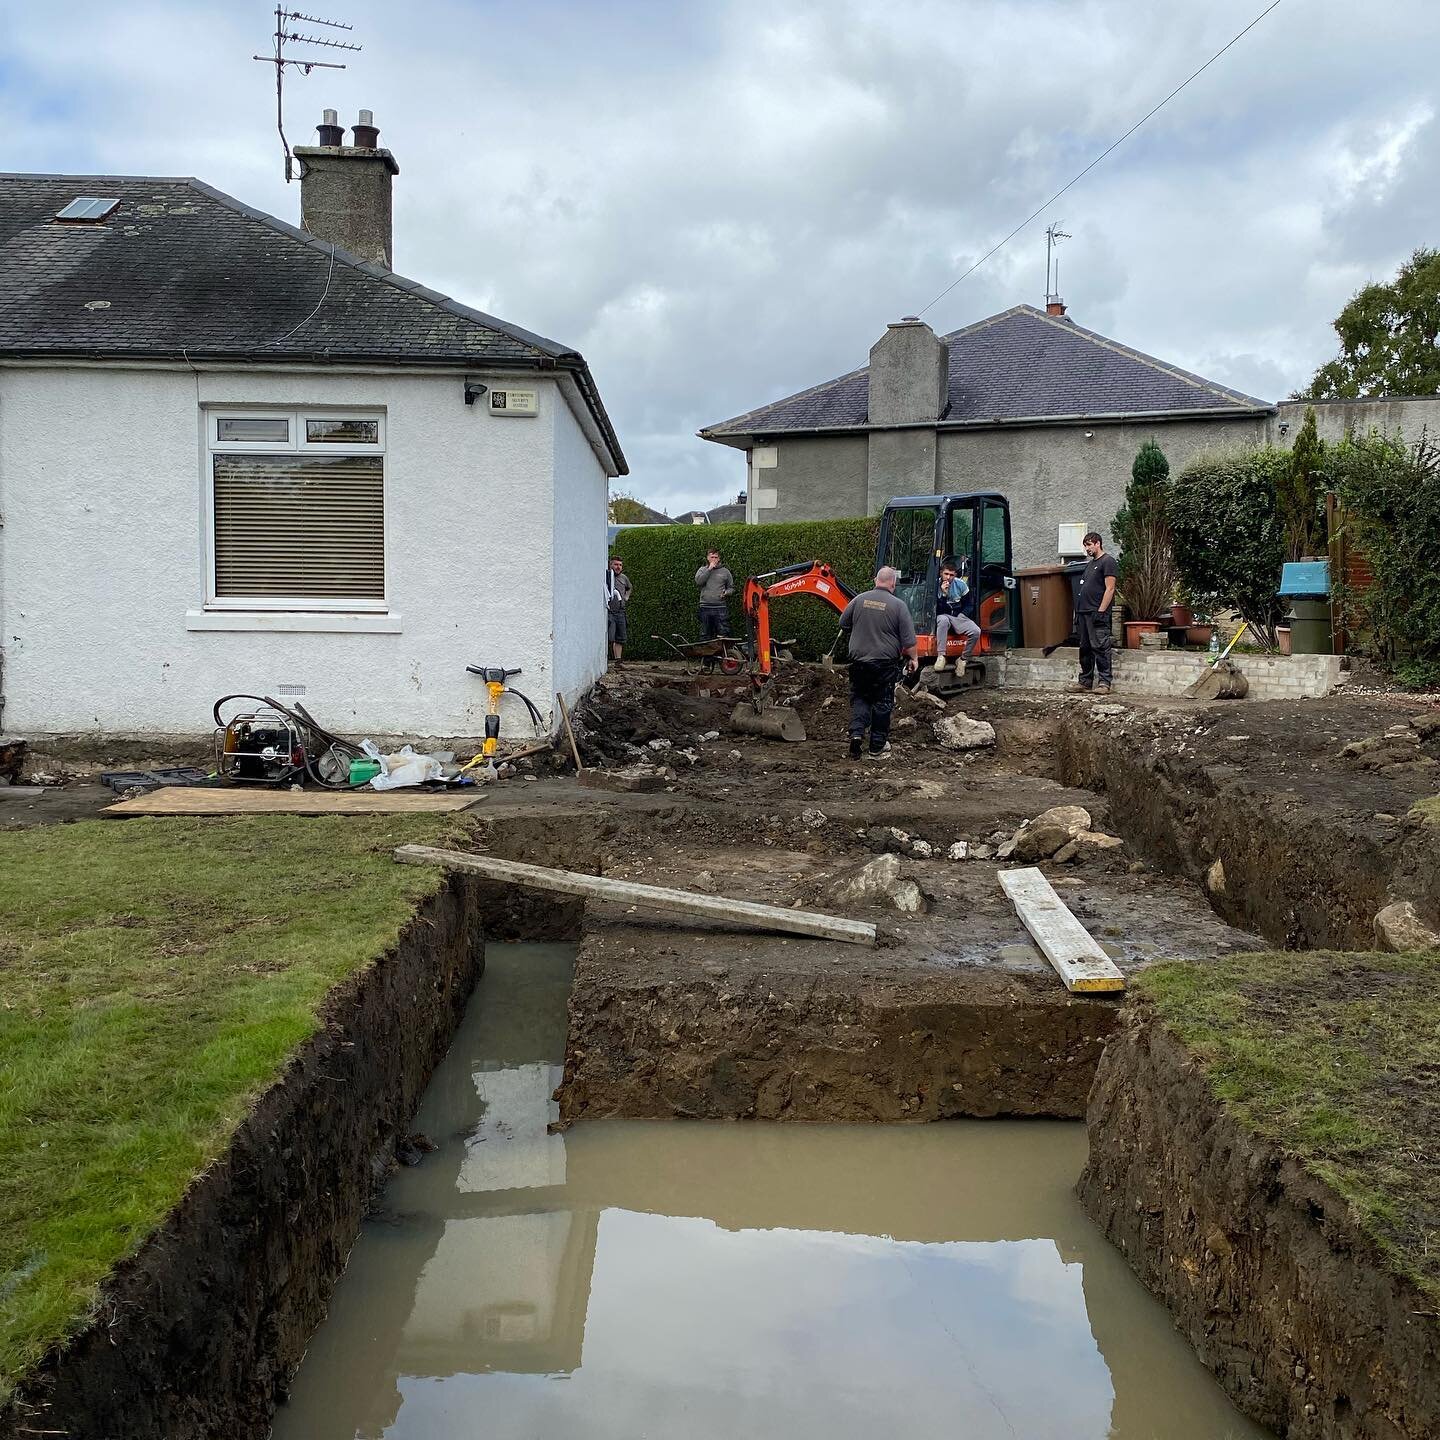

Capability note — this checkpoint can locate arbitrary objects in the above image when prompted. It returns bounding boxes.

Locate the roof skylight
[55,196,120,223]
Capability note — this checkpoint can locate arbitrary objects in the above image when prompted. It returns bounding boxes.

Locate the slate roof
[701,305,1270,441]
[0,173,626,472]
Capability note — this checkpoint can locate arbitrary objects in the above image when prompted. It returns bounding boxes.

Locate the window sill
[185,610,402,634]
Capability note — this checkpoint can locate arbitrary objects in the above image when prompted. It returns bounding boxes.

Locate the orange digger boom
[731,562,854,741]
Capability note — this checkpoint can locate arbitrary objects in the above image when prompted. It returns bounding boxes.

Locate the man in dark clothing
[1073,531,1118,694]
[604,556,632,667]
[694,549,734,644]
[838,566,918,761]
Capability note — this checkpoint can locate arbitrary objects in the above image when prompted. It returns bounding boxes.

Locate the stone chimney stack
[865,317,949,513]
[294,109,400,269]
[868,317,948,426]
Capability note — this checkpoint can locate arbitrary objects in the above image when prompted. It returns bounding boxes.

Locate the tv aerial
[253,8,362,181]
[1045,221,1072,307]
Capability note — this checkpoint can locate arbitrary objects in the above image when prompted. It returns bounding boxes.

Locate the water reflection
[272,945,1269,1440]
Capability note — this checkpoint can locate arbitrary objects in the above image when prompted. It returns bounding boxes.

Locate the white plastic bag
[370,744,444,790]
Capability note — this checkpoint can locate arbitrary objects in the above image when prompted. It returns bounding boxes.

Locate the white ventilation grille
[213,454,384,600]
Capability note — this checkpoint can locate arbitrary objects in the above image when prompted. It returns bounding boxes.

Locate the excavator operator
[837,565,919,762]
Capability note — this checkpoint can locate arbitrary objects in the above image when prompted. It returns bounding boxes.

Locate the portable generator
[215,705,306,784]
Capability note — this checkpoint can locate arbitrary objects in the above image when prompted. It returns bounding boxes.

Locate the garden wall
[1002,649,1344,700]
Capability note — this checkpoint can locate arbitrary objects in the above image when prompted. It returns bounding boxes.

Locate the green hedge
[613,517,881,660]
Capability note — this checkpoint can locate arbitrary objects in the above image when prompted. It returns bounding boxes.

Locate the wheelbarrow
[651,632,747,675]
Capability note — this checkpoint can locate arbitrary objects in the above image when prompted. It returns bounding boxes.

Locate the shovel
[1183,621,1251,699]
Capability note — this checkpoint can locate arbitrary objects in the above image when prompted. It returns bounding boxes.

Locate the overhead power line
[915,0,1285,319]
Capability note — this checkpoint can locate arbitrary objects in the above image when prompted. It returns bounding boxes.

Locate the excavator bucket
[730,699,807,743]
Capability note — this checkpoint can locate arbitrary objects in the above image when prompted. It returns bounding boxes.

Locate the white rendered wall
[0,364,585,737]
[550,386,609,705]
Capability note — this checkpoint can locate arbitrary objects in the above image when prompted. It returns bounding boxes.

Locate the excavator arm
[732,562,854,742]
[740,562,853,677]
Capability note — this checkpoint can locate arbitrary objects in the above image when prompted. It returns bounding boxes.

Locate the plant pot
[1124,620,1160,649]
[1277,626,1292,656]
[1169,603,1194,628]
[1184,624,1215,648]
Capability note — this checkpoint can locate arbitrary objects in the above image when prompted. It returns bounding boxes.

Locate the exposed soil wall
[558,941,1121,1124]
[1079,1007,1440,1439]
[1,877,485,1440]
[1056,708,1439,950]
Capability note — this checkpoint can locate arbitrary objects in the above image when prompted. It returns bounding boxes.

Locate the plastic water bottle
[1208,630,1220,657]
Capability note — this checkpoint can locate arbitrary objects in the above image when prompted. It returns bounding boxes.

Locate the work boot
[1068,683,1092,693]
[865,742,893,762]
[1095,684,1112,695]
[849,737,863,761]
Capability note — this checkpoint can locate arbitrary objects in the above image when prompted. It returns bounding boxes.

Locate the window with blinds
[206,410,386,607]
[213,454,384,600]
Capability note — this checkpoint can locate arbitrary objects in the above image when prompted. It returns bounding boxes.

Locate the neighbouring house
[698,303,1440,567]
[0,109,626,739]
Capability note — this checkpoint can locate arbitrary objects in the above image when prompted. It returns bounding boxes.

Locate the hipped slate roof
[0,173,626,473]
[700,304,1270,441]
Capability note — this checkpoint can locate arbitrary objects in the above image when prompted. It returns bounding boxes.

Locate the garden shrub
[1170,447,1287,646]
[1329,430,1440,672]
[612,516,882,660]
[1111,439,1176,620]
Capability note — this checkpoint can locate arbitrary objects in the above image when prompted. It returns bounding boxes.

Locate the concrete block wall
[999,649,1344,701]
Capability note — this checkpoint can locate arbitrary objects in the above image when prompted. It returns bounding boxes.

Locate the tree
[609,493,665,524]
[1301,248,1440,399]
[1170,448,1288,648]
[1328,430,1440,684]
[1278,405,1325,561]
[1110,439,1176,620]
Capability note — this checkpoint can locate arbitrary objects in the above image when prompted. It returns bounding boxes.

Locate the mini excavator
[730,493,1016,742]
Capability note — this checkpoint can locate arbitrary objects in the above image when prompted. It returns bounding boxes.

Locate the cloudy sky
[3,0,1434,510]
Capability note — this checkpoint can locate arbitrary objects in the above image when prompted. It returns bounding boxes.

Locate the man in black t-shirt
[1072,531,1118,693]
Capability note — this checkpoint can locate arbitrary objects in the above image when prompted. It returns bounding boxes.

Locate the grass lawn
[0,813,466,1405]
[1138,950,1440,1300]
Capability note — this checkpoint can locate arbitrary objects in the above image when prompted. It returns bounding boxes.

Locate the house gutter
[698,403,1275,446]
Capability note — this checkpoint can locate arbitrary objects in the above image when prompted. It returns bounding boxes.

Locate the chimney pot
[1046,299,1068,317]
[294,110,399,269]
[315,109,344,147]
[351,109,380,149]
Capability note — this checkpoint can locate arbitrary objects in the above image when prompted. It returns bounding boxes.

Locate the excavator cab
[875,493,1014,687]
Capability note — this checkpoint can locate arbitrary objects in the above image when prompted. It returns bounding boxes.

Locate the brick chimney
[294,109,400,269]
[1046,298,1068,317]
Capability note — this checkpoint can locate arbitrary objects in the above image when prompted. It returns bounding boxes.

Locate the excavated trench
[14,690,1439,1438]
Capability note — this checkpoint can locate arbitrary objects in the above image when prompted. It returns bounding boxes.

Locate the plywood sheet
[102,787,482,817]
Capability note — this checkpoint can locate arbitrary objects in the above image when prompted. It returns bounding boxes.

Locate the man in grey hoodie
[694,549,735,644]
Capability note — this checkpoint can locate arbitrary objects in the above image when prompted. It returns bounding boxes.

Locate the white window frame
[201,407,389,614]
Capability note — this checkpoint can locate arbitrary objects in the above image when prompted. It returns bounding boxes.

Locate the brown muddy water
[270,944,1270,1440]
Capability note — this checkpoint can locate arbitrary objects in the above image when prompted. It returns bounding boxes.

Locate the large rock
[1374,900,1440,953]
[933,713,996,750]
[1012,805,1093,862]
[829,853,904,907]
[887,879,927,914]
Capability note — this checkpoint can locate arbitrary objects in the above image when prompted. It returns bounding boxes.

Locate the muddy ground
[10,665,1438,1121]
[484,663,1436,1122]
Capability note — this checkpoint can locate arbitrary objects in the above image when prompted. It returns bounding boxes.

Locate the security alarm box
[1057,523,1087,557]
[489,388,539,416]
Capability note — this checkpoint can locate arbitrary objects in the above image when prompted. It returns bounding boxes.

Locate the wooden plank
[395,844,877,947]
[998,866,1126,993]
[102,787,482,817]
